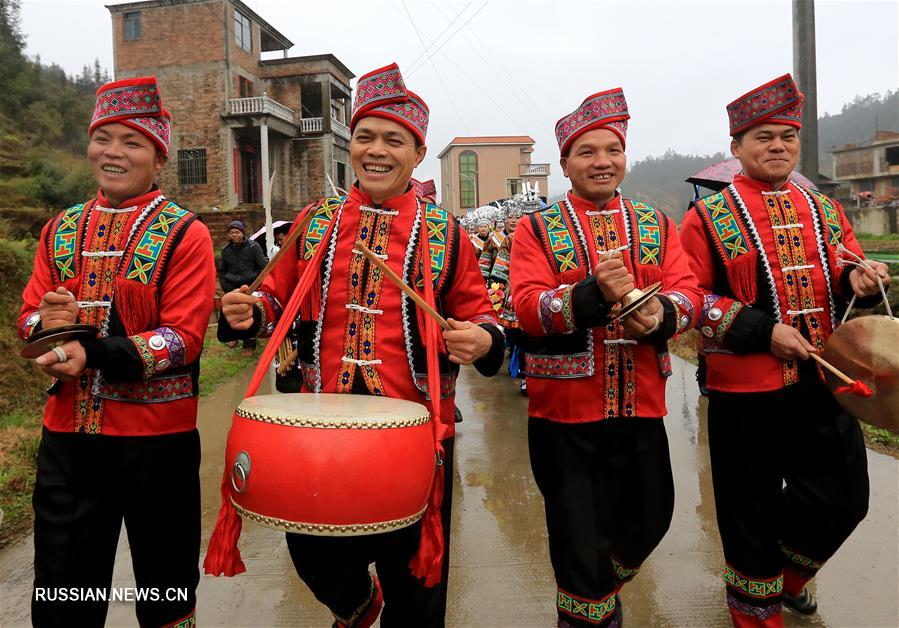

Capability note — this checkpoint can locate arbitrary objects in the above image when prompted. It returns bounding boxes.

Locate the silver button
[708,307,723,321]
[702,326,714,338]
[155,358,171,371]
[252,291,264,299]
[266,323,276,334]
[680,315,690,328]
[549,298,564,313]
[26,311,41,326]
[148,334,166,351]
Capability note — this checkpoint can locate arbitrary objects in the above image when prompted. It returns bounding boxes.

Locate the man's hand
[443,318,492,365]
[770,323,816,361]
[622,296,663,338]
[34,340,87,381]
[849,262,891,298]
[222,286,259,330]
[594,255,635,303]
[39,287,78,329]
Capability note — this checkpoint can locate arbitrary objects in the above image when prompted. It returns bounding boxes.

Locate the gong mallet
[354,240,451,331]
[809,353,873,397]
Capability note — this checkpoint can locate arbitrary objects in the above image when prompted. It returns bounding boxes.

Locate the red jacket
[19,189,215,436]
[680,174,875,392]
[511,192,702,422]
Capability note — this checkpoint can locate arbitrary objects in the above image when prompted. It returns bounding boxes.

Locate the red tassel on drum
[409,210,447,587]
[203,470,246,576]
[113,278,158,335]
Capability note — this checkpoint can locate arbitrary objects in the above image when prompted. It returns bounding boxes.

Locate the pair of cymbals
[609,282,663,322]
[20,324,98,359]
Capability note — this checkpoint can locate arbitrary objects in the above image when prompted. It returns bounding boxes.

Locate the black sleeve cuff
[571,277,611,329]
[473,323,505,377]
[654,295,678,341]
[80,336,145,382]
[722,307,777,354]
[839,267,888,309]
[216,304,263,342]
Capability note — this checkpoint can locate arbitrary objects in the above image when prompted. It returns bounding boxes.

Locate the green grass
[0,329,261,547]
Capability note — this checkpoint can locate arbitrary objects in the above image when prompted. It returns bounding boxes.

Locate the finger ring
[52,346,68,364]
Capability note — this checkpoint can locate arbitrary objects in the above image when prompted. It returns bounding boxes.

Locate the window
[234,11,252,52]
[459,151,478,208]
[238,76,254,98]
[123,12,141,41]
[506,178,522,196]
[178,149,207,185]
[885,146,899,167]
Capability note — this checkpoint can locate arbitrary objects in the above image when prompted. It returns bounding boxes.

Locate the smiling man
[18,76,215,627]
[680,74,890,627]
[212,62,504,627]
[511,88,702,628]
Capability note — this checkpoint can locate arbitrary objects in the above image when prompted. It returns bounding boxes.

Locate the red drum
[226,393,435,535]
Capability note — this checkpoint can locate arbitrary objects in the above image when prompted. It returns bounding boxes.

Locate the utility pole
[793,0,820,184]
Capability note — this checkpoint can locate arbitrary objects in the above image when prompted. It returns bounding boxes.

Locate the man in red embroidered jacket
[510,88,702,628]
[216,63,504,628]
[680,74,890,628]
[18,77,215,628]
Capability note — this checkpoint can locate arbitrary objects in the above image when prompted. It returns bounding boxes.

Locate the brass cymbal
[20,324,99,359]
[609,282,663,322]
[821,315,899,432]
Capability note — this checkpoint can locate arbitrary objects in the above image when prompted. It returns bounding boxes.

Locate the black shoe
[454,407,463,423]
[519,380,527,397]
[783,587,817,615]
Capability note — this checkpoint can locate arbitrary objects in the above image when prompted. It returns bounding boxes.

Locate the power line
[404,1,472,72]
[402,1,471,136]
[407,2,490,76]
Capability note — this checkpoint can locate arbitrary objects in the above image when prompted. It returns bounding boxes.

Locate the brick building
[830,131,899,234]
[107,0,354,217]
[437,136,550,216]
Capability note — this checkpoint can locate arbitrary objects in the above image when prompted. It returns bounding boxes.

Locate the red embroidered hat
[555,87,629,155]
[412,178,437,202]
[727,73,804,136]
[89,76,171,155]
[351,63,429,144]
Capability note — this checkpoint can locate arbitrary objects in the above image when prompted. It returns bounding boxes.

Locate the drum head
[609,282,663,322]
[20,324,99,359]
[821,315,899,432]
[236,393,430,429]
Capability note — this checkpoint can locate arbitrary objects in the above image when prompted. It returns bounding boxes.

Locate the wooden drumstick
[354,240,451,331]
[247,209,316,293]
[809,353,854,385]
[809,353,873,397]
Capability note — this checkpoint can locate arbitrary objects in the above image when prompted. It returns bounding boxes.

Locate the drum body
[226,393,434,535]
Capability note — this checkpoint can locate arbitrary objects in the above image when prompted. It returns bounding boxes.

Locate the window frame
[177,148,208,186]
[123,11,141,41]
[234,11,252,52]
[459,150,478,208]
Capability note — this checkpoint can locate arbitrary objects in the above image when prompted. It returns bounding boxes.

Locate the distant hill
[819,90,899,172]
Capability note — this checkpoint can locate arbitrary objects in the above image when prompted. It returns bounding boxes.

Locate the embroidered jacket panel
[511,192,702,422]
[252,184,502,437]
[680,174,872,393]
[19,189,216,435]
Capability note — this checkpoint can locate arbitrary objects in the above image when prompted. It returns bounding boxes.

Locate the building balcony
[331,118,351,141]
[299,116,352,142]
[520,163,550,176]
[224,94,298,137]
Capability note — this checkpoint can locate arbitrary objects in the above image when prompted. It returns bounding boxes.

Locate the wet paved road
[2,356,897,627]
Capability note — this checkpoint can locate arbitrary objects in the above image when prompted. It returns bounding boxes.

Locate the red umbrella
[686,158,816,192]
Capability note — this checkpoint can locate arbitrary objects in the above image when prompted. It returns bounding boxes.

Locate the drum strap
[204,200,343,578]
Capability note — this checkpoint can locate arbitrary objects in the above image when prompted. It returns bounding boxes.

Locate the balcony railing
[331,118,351,141]
[301,117,323,134]
[520,163,550,176]
[228,94,295,126]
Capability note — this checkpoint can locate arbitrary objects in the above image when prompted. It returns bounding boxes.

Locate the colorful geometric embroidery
[555,87,629,153]
[611,555,640,582]
[724,565,783,599]
[534,203,582,274]
[807,188,843,246]
[696,191,752,261]
[132,334,157,380]
[96,373,193,403]
[557,588,617,624]
[727,73,803,136]
[524,352,593,378]
[626,200,665,266]
[155,326,186,368]
[780,543,825,573]
[715,301,744,343]
[124,202,191,285]
[165,609,197,628]
[412,373,457,400]
[413,203,453,291]
[537,285,575,334]
[302,196,345,260]
[726,593,781,620]
[50,202,89,281]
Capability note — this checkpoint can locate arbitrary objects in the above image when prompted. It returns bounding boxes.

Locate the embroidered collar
[95,187,164,211]
[734,173,793,195]
[566,190,622,215]
[349,182,419,213]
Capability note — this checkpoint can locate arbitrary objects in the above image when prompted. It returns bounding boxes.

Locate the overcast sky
[20,0,899,196]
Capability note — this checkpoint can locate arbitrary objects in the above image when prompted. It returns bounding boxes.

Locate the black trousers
[31,427,201,628]
[529,417,674,627]
[286,437,455,627]
[708,368,869,613]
